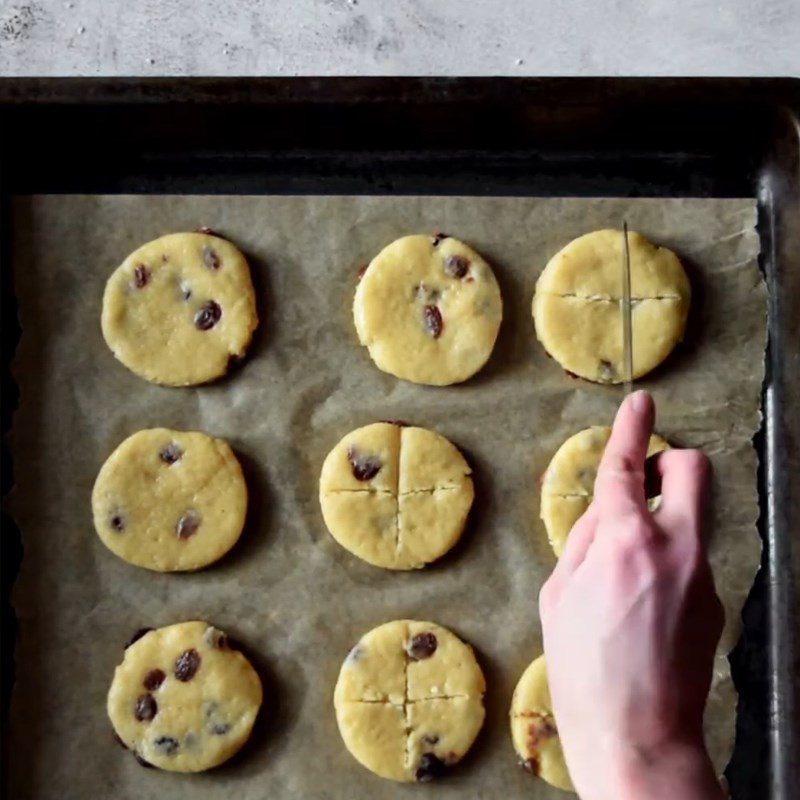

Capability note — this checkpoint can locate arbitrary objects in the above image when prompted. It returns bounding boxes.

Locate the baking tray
[0,78,797,800]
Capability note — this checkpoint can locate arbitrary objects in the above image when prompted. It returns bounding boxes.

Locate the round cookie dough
[92,428,247,572]
[319,422,474,570]
[334,619,486,782]
[102,231,258,386]
[540,426,669,555]
[108,621,262,772]
[510,655,573,792]
[353,234,503,386]
[532,229,690,383]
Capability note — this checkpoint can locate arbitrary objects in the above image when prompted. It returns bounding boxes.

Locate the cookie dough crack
[537,291,682,302]
[394,433,405,552]
[398,485,462,497]
[407,694,470,703]
[402,630,412,771]
[350,698,404,706]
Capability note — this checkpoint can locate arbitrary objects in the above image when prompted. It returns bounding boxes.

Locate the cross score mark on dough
[348,630,473,774]
[323,427,468,555]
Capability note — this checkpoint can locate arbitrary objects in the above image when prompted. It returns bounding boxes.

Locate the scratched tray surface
[0,79,798,800]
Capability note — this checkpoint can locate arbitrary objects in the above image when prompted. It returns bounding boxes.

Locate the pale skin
[540,391,725,800]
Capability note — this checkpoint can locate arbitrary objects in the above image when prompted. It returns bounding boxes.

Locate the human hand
[539,391,725,800]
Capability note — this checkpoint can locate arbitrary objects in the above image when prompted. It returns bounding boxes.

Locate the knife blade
[621,222,633,394]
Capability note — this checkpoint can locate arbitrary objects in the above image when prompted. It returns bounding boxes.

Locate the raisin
[415,753,447,782]
[134,264,150,288]
[527,716,557,750]
[175,510,201,540]
[422,305,443,339]
[443,254,469,279]
[124,628,153,649]
[431,232,449,246]
[134,752,154,768]
[179,281,192,301]
[110,514,125,532]
[194,300,222,331]
[202,246,221,271]
[142,668,166,691]
[356,263,368,282]
[174,648,201,682]
[406,632,437,660]
[153,736,179,756]
[134,693,157,722]
[346,447,381,482]
[210,723,230,735]
[159,443,183,465]
[522,756,540,774]
[203,700,219,718]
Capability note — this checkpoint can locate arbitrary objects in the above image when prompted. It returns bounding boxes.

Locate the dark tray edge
[0,77,798,800]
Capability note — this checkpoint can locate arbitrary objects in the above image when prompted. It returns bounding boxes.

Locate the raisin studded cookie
[319,422,473,570]
[532,229,690,383]
[334,619,485,782]
[353,234,503,386]
[92,428,247,571]
[101,231,258,386]
[510,655,573,792]
[108,621,262,772]
[540,426,669,555]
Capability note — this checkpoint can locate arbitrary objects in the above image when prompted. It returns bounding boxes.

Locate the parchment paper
[7,195,765,800]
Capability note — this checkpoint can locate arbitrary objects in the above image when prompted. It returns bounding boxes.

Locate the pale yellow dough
[540,426,669,555]
[108,621,262,772]
[102,232,258,386]
[510,655,573,792]
[532,229,690,383]
[319,422,473,569]
[92,428,247,571]
[334,620,485,782]
[353,234,503,386]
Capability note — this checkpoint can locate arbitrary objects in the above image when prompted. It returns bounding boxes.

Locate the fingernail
[631,390,651,413]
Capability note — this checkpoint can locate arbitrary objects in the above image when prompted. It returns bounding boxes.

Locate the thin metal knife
[621,222,633,394]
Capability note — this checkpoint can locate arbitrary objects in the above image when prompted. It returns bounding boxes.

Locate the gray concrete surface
[0,0,798,77]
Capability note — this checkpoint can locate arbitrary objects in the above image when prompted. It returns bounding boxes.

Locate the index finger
[594,390,655,517]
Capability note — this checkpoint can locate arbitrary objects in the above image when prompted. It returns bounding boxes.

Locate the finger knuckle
[613,528,662,577]
[633,547,662,584]
[614,518,652,549]
[603,453,643,477]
